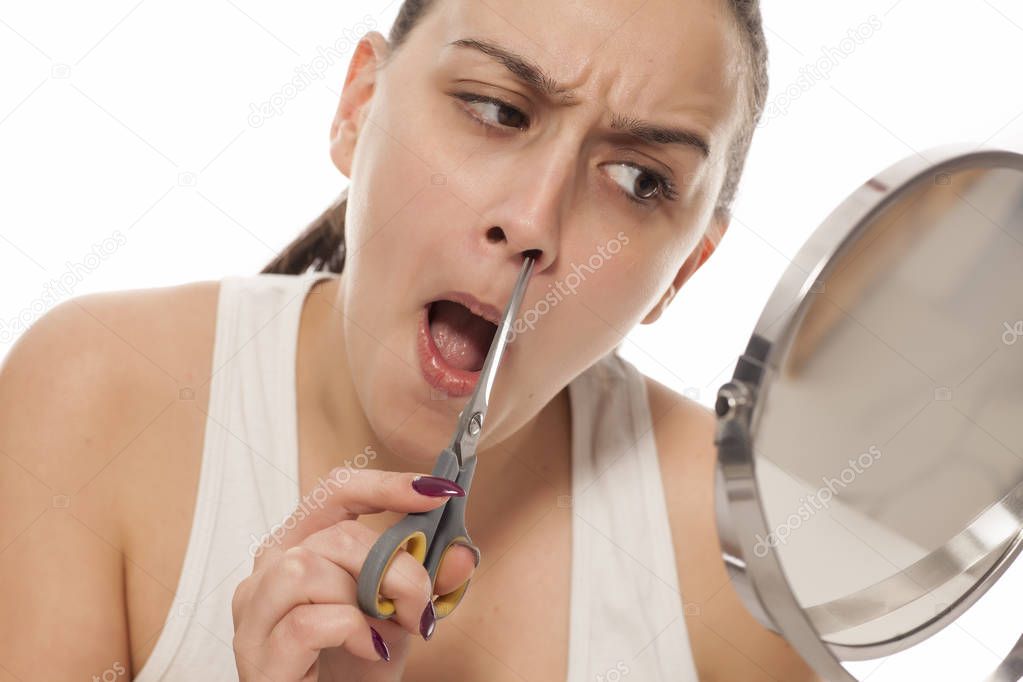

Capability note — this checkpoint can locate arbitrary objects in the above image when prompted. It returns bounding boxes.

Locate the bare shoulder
[0,279,221,676]
[643,374,822,682]
[0,278,221,504]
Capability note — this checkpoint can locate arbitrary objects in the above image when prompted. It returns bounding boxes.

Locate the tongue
[428,300,496,372]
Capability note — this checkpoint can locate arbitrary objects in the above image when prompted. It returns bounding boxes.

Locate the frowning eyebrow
[446,37,711,158]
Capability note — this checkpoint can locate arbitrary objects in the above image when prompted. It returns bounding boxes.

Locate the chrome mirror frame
[713,144,1023,682]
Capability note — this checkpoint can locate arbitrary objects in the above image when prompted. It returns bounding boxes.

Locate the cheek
[580,236,697,342]
[345,143,424,252]
[536,238,655,351]
[361,78,478,189]
[585,261,655,330]
[345,90,478,258]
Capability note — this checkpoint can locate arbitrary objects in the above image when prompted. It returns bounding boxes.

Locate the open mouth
[426,299,498,373]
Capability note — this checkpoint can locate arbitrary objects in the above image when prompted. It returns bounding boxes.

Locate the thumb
[433,541,481,598]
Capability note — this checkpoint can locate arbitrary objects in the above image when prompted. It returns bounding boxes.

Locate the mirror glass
[750,162,1023,649]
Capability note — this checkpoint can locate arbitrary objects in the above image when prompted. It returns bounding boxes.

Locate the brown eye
[605,163,669,204]
[455,93,529,130]
[492,102,527,128]
[634,172,660,199]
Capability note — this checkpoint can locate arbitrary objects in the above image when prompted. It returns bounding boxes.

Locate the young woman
[0,0,820,680]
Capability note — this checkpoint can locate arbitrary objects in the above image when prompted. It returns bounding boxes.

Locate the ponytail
[261,186,348,274]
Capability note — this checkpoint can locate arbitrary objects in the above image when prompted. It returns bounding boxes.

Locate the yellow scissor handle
[373,530,427,617]
[431,535,475,619]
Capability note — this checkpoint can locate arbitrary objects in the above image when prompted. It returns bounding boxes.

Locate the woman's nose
[479,148,577,272]
[484,225,553,273]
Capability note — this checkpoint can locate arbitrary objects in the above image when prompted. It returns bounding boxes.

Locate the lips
[416,289,508,397]
[416,308,477,397]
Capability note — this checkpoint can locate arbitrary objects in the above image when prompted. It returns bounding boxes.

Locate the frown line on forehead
[446,37,712,159]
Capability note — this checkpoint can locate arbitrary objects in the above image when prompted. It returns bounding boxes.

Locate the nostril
[522,249,541,263]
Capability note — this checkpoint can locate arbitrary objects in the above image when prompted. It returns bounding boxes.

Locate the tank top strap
[132,270,334,682]
[214,270,334,524]
[565,350,700,681]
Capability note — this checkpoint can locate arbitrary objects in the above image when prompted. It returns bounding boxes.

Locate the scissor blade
[450,255,536,463]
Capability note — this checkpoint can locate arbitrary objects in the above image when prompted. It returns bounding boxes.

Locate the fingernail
[411,475,465,497]
[420,599,437,640]
[453,540,481,568]
[370,626,390,661]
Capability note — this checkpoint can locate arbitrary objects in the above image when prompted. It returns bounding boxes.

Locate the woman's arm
[0,299,133,679]
[646,376,823,682]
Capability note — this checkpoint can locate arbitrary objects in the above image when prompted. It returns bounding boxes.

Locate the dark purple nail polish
[411,475,465,497]
[370,626,391,661]
[420,599,437,640]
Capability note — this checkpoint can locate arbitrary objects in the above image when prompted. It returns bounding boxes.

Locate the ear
[640,209,730,325]
[329,31,391,178]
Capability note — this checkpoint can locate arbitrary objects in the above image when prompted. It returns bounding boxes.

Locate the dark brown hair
[262,0,769,275]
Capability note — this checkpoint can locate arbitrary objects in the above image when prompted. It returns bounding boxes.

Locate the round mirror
[714,145,1023,681]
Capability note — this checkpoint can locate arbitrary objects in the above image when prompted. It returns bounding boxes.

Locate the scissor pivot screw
[468,412,482,437]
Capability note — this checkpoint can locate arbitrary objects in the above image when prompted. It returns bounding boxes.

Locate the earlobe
[642,283,678,325]
[639,213,730,325]
[697,209,729,270]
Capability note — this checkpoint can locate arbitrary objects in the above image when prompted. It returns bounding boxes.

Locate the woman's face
[328,0,745,462]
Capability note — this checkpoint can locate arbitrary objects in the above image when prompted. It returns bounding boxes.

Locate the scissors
[356,254,536,621]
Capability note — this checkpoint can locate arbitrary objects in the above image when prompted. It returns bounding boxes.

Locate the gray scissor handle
[424,450,477,619]
[356,448,478,620]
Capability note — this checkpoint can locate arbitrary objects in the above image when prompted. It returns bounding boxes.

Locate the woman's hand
[230,469,480,682]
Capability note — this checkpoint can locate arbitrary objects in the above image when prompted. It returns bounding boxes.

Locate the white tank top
[133,271,699,681]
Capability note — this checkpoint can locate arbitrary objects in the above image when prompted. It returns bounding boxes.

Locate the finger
[433,542,480,597]
[254,469,462,566]
[263,603,386,679]
[242,546,358,639]
[300,519,435,636]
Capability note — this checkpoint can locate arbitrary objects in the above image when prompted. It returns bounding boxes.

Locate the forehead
[418,0,746,145]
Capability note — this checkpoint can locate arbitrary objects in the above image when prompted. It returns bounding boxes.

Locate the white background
[2,1,1022,679]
